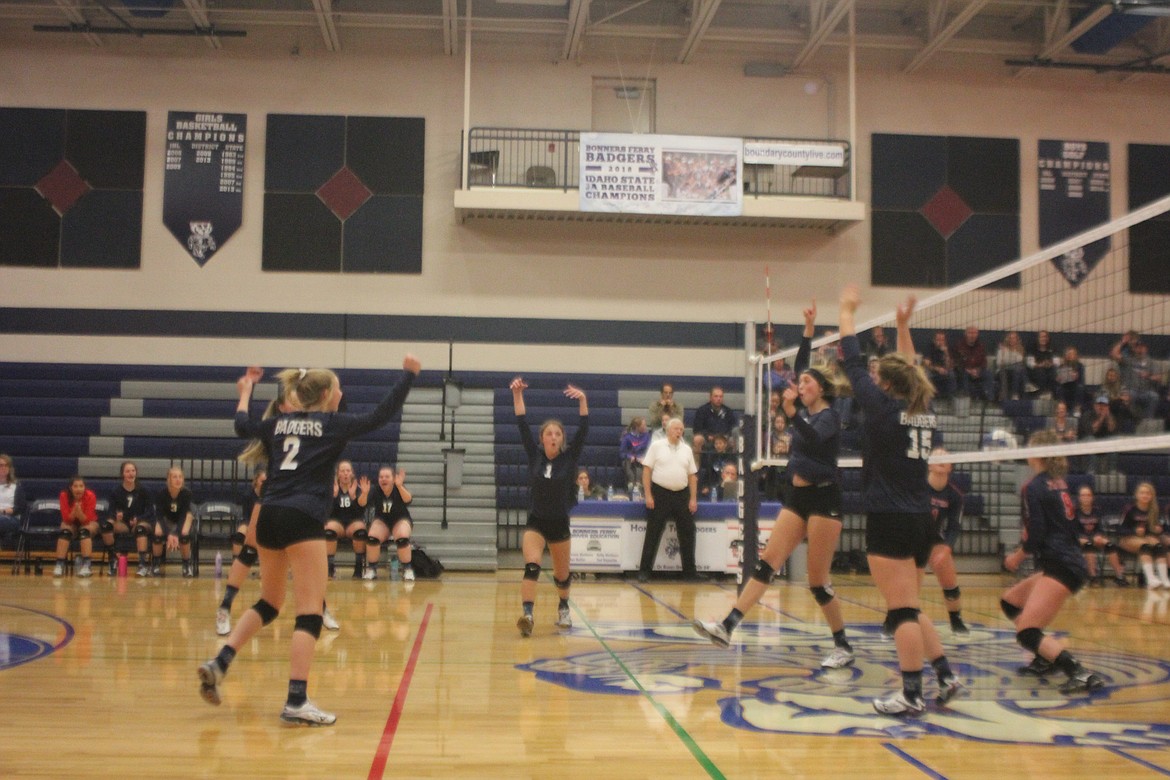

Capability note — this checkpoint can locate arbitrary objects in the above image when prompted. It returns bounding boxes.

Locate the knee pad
[942,586,961,601]
[252,599,279,626]
[366,536,382,549]
[179,534,191,545]
[1016,627,1044,654]
[751,560,776,585]
[395,537,411,549]
[78,528,91,539]
[134,524,150,538]
[1104,541,1117,552]
[523,562,541,582]
[1155,544,1167,556]
[885,607,920,633]
[1081,539,1095,551]
[294,613,323,639]
[100,519,114,533]
[324,528,338,542]
[809,584,835,606]
[1000,598,1022,621]
[230,531,246,546]
[352,528,368,542]
[554,575,572,590]
[58,528,74,541]
[236,545,258,567]
[153,535,166,547]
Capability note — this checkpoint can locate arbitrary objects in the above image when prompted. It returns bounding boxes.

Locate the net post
[740,320,759,593]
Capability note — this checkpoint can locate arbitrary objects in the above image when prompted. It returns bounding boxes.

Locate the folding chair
[192,501,242,577]
[15,499,63,573]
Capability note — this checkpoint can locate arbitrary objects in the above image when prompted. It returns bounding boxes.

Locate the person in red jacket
[55,475,99,577]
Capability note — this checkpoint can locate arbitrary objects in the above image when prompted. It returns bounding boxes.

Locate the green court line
[562,587,727,780]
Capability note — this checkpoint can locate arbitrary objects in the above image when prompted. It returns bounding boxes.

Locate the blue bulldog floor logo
[516,620,1170,748]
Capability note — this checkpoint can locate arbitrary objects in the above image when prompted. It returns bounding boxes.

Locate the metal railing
[463,128,852,198]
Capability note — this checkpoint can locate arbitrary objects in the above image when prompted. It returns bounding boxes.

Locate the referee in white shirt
[638,417,701,582]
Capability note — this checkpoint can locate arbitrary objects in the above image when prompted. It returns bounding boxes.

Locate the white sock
[1157,560,1170,587]
[1143,562,1160,588]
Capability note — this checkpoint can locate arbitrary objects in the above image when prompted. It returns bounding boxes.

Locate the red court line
[368,601,434,780]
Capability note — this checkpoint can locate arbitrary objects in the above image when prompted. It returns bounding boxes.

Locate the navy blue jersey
[518,413,589,521]
[330,484,366,523]
[787,335,841,484]
[234,370,414,521]
[1075,503,1102,538]
[1020,473,1085,574]
[109,484,153,523]
[842,335,935,513]
[1119,503,1161,537]
[369,483,410,524]
[928,481,964,546]
[156,487,193,525]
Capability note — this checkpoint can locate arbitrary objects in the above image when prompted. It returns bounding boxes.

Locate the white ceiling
[1,0,1169,77]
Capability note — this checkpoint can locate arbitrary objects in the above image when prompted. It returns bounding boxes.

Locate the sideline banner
[1038,139,1110,286]
[163,111,246,266]
[580,132,742,217]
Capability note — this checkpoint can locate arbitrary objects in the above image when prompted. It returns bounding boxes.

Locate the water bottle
[578,486,585,502]
[214,551,223,579]
[606,484,615,501]
[391,557,400,580]
[117,554,128,578]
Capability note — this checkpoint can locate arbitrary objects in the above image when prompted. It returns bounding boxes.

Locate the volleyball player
[154,467,195,577]
[1073,485,1128,588]
[363,465,415,582]
[54,476,99,577]
[199,356,419,726]
[107,461,154,577]
[926,450,969,635]
[1001,430,1104,694]
[511,377,588,637]
[838,285,962,715]
[1117,481,1170,589]
[326,461,369,580]
[694,299,858,669]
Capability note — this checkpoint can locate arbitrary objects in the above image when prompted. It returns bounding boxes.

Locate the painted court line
[882,743,949,779]
[367,601,434,780]
[575,594,727,779]
[1108,747,1170,776]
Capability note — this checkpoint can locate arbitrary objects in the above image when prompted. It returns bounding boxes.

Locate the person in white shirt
[637,418,701,582]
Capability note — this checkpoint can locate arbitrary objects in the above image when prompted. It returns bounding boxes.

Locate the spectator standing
[648,384,683,431]
[1112,336,1161,419]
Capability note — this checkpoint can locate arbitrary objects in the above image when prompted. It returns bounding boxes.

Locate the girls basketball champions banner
[580,133,742,217]
[1038,139,1110,286]
[163,111,246,266]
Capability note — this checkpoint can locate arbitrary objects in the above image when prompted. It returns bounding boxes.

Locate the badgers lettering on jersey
[274,418,324,437]
[899,412,938,429]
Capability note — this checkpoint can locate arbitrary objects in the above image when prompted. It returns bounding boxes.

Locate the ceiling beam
[311,0,341,52]
[442,0,457,55]
[790,0,852,69]
[52,0,101,46]
[562,0,590,61]
[1041,2,1112,59]
[181,0,220,49]
[677,0,722,64]
[904,0,990,73]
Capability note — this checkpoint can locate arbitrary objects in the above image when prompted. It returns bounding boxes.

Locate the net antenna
[751,192,1170,472]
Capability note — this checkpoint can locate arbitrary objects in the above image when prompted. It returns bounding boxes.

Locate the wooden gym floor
[2,568,1170,779]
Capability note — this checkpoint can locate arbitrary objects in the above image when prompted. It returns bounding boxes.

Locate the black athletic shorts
[783,482,842,522]
[256,505,327,550]
[526,513,571,544]
[866,512,933,567]
[1040,558,1087,594]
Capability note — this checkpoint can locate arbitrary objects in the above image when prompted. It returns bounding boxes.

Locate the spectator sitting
[1055,345,1086,413]
[651,413,677,443]
[767,390,782,424]
[952,325,995,402]
[1050,400,1079,444]
[1113,388,1140,435]
[710,463,739,502]
[1026,329,1057,397]
[1079,394,1118,473]
[649,383,683,431]
[619,416,651,492]
[769,355,796,392]
[995,330,1028,401]
[1112,336,1161,419]
[575,469,606,501]
[1100,366,1125,404]
[0,454,27,550]
[699,433,735,497]
[863,325,892,360]
[692,385,738,453]
[923,330,956,399]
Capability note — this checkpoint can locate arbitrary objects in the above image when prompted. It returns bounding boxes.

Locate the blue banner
[1038,139,1109,286]
[163,111,246,266]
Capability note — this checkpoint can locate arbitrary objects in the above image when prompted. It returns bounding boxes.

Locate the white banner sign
[743,141,845,168]
[580,132,743,217]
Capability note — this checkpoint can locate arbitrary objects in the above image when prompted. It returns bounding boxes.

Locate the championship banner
[1038,139,1110,286]
[164,111,246,266]
[580,132,742,217]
